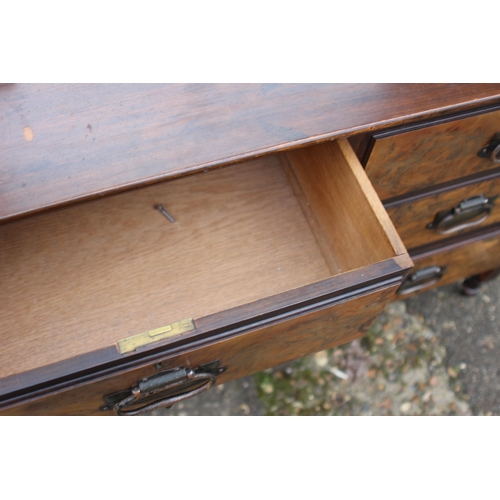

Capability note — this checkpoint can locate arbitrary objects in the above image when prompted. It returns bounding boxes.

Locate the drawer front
[365,109,500,200]
[0,285,397,415]
[386,174,500,249]
[396,230,500,297]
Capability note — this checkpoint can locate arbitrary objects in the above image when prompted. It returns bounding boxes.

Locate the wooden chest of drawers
[354,102,500,298]
[1,84,500,415]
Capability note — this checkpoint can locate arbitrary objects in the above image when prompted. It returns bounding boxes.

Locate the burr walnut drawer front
[0,140,411,415]
[364,108,500,201]
[396,226,500,297]
[385,172,500,250]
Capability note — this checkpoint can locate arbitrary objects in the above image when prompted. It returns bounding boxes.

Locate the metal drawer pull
[397,265,445,295]
[478,132,500,164]
[426,194,497,235]
[99,361,226,416]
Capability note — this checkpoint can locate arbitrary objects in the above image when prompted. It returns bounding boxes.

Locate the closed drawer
[386,172,500,249]
[396,225,500,297]
[364,108,500,200]
[0,140,411,415]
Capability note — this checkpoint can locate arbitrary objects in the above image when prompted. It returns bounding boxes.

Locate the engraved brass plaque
[117,318,195,355]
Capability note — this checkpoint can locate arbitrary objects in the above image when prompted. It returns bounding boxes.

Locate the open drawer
[0,140,412,415]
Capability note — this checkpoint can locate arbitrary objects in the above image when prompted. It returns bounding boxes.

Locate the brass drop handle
[426,194,497,235]
[397,265,445,295]
[100,361,226,415]
[477,132,500,164]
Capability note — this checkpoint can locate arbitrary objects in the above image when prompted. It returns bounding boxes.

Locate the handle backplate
[477,132,500,164]
[398,265,446,295]
[99,360,226,415]
[426,194,497,235]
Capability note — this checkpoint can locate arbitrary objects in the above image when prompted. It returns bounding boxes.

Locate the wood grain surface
[282,139,406,273]
[0,285,397,415]
[366,109,500,200]
[2,84,500,222]
[0,256,409,402]
[0,156,333,379]
[387,174,500,249]
[397,230,500,298]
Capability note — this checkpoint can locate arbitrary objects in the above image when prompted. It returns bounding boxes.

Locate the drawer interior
[0,140,405,378]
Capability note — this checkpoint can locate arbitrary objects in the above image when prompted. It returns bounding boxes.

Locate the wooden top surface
[2,83,500,222]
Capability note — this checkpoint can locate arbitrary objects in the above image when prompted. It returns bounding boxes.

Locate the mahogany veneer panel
[2,84,500,222]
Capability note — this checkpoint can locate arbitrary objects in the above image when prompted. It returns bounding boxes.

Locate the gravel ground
[405,280,500,415]
[148,376,263,416]
[255,300,471,415]
[152,275,500,416]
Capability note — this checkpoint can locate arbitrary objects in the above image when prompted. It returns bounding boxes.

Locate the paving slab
[405,278,500,415]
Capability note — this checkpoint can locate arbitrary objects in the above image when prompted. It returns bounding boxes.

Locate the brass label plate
[117,318,195,355]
